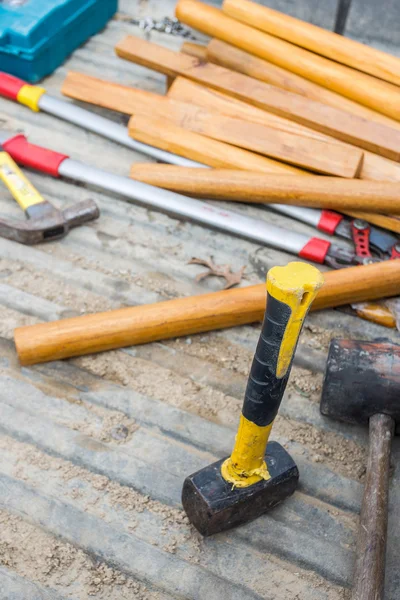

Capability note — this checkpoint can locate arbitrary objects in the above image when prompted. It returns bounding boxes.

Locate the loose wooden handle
[129,166,400,213]
[14,260,400,366]
[176,0,400,122]
[128,114,302,174]
[352,414,394,600]
[64,72,362,177]
[169,77,332,140]
[342,211,400,234]
[206,39,400,131]
[223,0,400,87]
[62,71,158,115]
[181,41,207,60]
[158,110,363,178]
[116,33,400,162]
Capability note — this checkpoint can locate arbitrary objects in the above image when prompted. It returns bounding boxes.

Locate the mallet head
[0,146,99,244]
[0,199,100,245]
[182,441,298,536]
[182,262,324,536]
[321,338,400,429]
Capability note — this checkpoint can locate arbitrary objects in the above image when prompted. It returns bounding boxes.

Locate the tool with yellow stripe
[182,261,324,535]
[0,145,99,244]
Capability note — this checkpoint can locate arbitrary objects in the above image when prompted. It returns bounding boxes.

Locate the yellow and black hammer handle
[0,150,48,216]
[222,262,324,487]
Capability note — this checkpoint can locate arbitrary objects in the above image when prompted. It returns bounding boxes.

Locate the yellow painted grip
[0,152,46,211]
[17,84,46,112]
[267,262,324,378]
[222,262,324,488]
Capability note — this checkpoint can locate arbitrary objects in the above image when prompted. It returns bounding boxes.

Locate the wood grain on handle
[129,166,400,213]
[352,414,394,600]
[169,77,339,139]
[14,260,400,366]
[168,78,400,185]
[115,35,400,161]
[63,73,362,177]
[128,114,302,173]
[181,41,208,60]
[206,39,400,131]
[169,114,363,177]
[223,0,400,87]
[175,0,400,123]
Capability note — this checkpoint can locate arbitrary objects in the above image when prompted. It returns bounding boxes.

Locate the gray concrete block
[345,0,400,51]
[209,0,338,29]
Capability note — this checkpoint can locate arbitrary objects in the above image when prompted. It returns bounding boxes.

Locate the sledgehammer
[182,261,323,535]
[321,338,400,600]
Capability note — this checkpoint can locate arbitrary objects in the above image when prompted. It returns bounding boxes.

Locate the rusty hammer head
[0,198,99,245]
[321,338,400,430]
[0,147,99,244]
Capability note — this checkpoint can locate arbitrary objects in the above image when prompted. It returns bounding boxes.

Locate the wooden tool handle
[129,114,301,174]
[176,0,400,122]
[14,259,400,366]
[181,41,208,60]
[129,166,400,213]
[352,413,394,600]
[205,39,400,130]
[223,0,400,87]
[163,112,363,177]
[168,77,331,140]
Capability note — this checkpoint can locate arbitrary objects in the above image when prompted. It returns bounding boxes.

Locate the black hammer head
[182,441,298,536]
[0,199,99,245]
[321,338,400,429]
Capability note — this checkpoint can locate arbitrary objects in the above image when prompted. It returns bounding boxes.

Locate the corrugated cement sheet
[0,1,399,599]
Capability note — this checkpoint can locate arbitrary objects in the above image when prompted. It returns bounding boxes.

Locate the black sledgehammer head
[321,338,400,429]
[182,442,298,536]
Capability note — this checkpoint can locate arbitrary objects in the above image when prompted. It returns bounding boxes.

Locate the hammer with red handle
[321,339,400,599]
[0,143,99,244]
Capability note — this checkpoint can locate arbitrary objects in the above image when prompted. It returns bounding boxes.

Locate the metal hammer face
[182,262,324,536]
[321,339,400,429]
[0,199,100,245]
[0,149,99,244]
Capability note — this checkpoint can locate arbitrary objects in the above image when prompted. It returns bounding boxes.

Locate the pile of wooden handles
[14,0,400,365]
[62,5,400,228]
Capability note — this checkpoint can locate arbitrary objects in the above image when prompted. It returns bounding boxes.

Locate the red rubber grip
[0,72,26,100]
[317,210,343,235]
[2,135,68,177]
[299,237,331,264]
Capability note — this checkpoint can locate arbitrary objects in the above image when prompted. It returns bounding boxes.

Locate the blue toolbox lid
[0,0,117,81]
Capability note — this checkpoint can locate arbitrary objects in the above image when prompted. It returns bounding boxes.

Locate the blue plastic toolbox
[0,0,118,82]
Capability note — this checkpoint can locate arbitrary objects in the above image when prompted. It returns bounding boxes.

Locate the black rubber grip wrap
[242,293,292,427]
